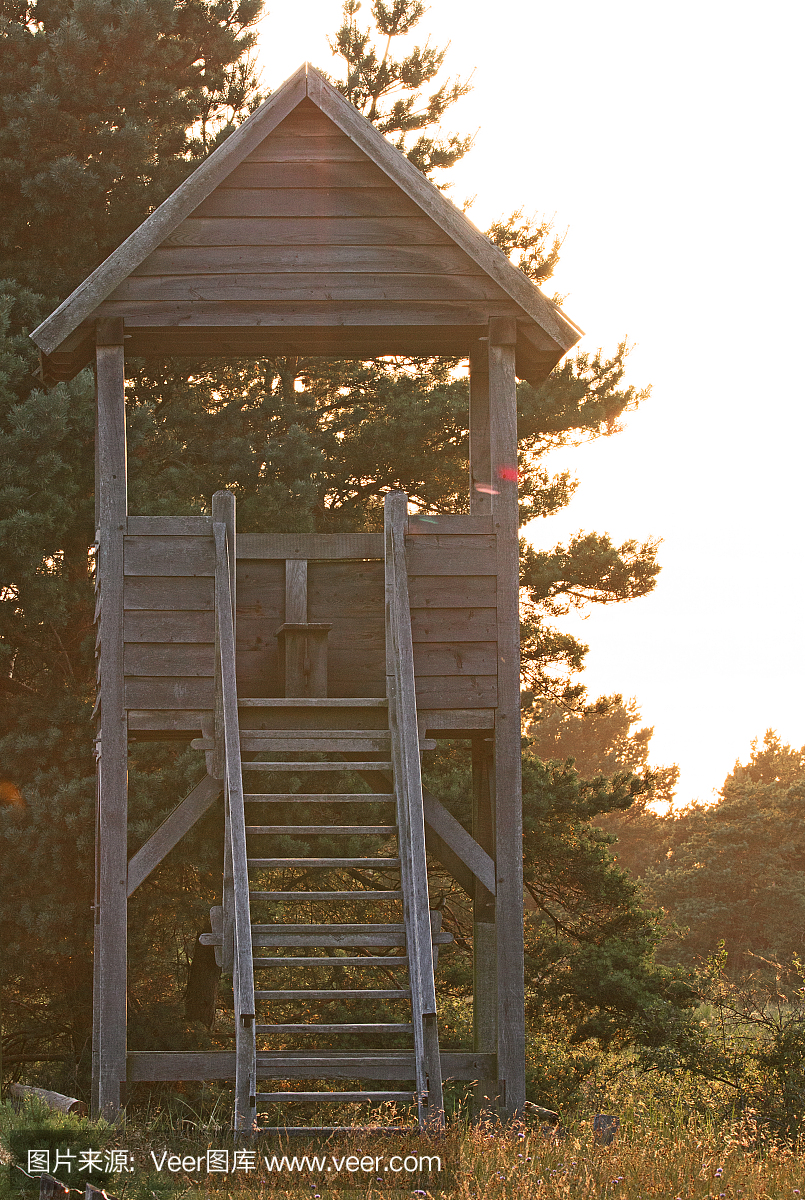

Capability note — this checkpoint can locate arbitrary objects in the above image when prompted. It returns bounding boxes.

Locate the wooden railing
[384,491,444,1126]
[213,492,256,1132]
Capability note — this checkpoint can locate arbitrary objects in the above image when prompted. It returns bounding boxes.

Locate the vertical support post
[488,318,526,1115]
[212,491,236,971]
[285,559,307,622]
[93,319,127,1119]
[469,348,492,516]
[471,736,498,1112]
[91,770,101,1114]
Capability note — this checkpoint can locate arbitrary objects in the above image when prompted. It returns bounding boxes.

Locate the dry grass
[3,1090,805,1199]
[448,1110,805,1198]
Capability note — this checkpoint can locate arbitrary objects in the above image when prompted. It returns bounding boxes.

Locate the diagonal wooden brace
[127,774,222,896]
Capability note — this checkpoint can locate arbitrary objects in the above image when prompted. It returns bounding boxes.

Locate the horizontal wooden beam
[238,533,383,560]
[127,516,212,535]
[124,535,214,577]
[124,676,215,709]
[82,321,490,363]
[408,515,493,535]
[93,298,522,328]
[417,709,494,731]
[128,709,210,734]
[163,216,455,247]
[407,536,496,576]
[135,242,485,276]
[124,577,214,611]
[126,1050,495,1082]
[112,271,508,303]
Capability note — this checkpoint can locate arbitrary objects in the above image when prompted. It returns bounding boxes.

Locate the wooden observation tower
[31,64,581,1129]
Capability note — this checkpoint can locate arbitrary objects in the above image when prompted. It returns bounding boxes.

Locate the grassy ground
[2,1087,805,1199]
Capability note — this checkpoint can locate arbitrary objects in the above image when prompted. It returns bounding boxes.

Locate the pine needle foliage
[0,0,666,1086]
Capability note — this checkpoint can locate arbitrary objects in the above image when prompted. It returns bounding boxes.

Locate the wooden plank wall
[97,100,521,335]
[124,516,497,733]
[407,524,497,710]
[124,517,215,734]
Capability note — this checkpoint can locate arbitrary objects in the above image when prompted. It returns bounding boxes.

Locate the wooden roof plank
[91,299,522,326]
[131,244,487,276]
[221,160,391,188]
[192,186,423,219]
[243,133,367,162]
[108,273,510,303]
[162,216,455,248]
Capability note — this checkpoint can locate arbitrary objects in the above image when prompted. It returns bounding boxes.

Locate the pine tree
[419,742,692,1103]
[0,0,263,1087]
[646,733,805,973]
[0,0,263,302]
[525,693,678,810]
[328,0,473,175]
[1,0,666,1085]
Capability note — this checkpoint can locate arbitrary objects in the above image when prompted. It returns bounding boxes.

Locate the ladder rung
[246,826,396,835]
[253,934,404,947]
[244,794,394,802]
[255,1092,413,1104]
[238,737,434,751]
[193,737,392,753]
[244,730,389,737]
[256,1050,416,1067]
[249,891,403,901]
[241,762,394,772]
[253,956,408,967]
[245,739,393,753]
[251,929,450,947]
[256,1024,413,1033]
[248,857,400,868]
[252,924,408,934]
[239,698,388,707]
[253,1126,411,1135]
[254,989,411,1000]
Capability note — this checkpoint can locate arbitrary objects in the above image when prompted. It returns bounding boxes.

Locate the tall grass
[2,1082,804,1198]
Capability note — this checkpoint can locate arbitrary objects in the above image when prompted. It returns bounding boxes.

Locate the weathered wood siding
[124,518,215,733]
[406,525,497,710]
[237,556,384,698]
[124,516,497,733]
[96,100,520,334]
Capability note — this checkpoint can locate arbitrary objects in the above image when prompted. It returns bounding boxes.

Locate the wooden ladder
[209,493,447,1133]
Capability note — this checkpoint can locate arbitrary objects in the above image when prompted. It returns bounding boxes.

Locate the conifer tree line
[2,0,786,1112]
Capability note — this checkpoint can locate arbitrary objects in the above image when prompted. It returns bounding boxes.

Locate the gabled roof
[31,63,582,383]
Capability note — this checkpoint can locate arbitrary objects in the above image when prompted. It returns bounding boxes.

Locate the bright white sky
[254,0,805,806]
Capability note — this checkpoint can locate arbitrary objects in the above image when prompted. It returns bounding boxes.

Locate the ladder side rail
[385,655,425,1123]
[384,503,426,1122]
[384,492,444,1124]
[221,797,235,972]
[213,492,234,969]
[386,516,437,1015]
[385,496,437,1012]
[214,520,256,1130]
